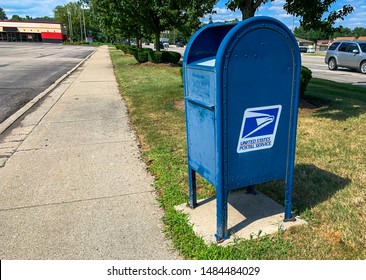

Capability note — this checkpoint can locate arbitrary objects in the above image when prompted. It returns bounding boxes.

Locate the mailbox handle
[186,97,215,110]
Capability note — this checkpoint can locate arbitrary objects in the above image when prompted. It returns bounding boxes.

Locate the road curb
[0,47,98,136]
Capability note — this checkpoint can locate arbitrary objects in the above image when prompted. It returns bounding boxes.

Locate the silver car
[325,40,366,74]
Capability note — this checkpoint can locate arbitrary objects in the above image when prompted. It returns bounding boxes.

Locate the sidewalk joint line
[45,117,127,124]
[15,139,137,152]
[0,190,155,212]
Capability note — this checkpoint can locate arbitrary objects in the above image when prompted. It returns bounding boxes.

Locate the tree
[0,7,7,20]
[294,26,327,42]
[352,27,366,38]
[88,0,146,44]
[10,15,22,21]
[225,0,273,20]
[54,1,95,42]
[284,0,354,36]
[89,0,217,50]
[225,1,354,38]
[225,1,353,34]
[332,26,353,38]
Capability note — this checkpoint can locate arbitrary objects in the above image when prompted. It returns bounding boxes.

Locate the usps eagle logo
[237,105,282,153]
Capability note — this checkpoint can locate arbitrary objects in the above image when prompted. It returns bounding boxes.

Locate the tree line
[81,0,356,50]
[1,1,360,49]
[86,0,217,51]
[294,26,366,43]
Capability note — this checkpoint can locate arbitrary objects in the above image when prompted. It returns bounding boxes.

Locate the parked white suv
[325,41,366,74]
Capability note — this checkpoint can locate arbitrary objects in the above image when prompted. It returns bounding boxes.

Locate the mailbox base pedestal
[176,190,307,245]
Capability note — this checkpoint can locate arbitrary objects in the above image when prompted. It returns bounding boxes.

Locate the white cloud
[203,6,241,23]
[334,5,366,28]
[268,6,283,13]
[213,7,236,15]
[1,0,70,18]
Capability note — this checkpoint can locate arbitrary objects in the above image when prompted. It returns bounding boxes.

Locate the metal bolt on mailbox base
[183,16,301,242]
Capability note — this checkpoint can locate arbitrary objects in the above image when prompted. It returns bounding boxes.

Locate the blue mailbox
[183,16,301,242]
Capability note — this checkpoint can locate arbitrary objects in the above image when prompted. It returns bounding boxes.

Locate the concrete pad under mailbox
[175,190,307,245]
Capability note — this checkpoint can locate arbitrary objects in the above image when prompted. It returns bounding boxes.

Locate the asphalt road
[301,54,366,86]
[0,42,96,123]
[164,44,366,86]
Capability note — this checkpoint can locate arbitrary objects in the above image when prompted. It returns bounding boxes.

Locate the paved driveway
[0,42,96,123]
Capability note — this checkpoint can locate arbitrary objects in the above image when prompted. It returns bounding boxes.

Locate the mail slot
[183,16,301,242]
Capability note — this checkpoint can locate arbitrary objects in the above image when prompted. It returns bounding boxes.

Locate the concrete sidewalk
[0,46,178,259]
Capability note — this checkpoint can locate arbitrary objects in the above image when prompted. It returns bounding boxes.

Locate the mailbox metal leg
[215,188,229,242]
[246,185,257,195]
[188,167,197,209]
[284,175,296,222]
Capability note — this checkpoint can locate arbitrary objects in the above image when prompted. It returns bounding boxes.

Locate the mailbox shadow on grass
[226,164,350,234]
[291,164,351,211]
[310,97,366,121]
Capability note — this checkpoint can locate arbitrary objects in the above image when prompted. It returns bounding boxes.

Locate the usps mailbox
[183,16,301,242]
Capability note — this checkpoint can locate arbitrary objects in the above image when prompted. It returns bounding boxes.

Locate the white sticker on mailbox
[237,105,282,153]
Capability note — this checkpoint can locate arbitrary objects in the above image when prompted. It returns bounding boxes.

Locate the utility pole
[68,8,73,42]
[82,6,87,42]
[80,8,83,42]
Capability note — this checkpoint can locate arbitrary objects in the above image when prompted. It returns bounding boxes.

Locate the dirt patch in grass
[320,229,344,245]
[173,100,184,111]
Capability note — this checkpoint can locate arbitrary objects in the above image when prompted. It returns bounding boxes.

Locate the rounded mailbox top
[184,16,300,68]
[215,16,300,70]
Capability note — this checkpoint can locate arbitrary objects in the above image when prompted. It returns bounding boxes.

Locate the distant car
[163,42,169,48]
[299,46,308,53]
[307,48,315,53]
[176,41,184,47]
[325,40,366,74]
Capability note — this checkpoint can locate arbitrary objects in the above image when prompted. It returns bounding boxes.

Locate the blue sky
[1,0,70,18]
[1,0,366,29]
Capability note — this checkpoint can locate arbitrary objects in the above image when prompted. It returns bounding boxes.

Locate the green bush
[127,46,138,55]
[300,66,312,97]
[143,48,154,54]
[133,49,149,63]
[148,51,181,64]
[165,51,181,63]
[118,44,127,53]
[117,45,137,55]
[149,51,165,63]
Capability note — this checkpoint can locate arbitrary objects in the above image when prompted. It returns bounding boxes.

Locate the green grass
[110,49,366,259]
[302,53,326,57]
